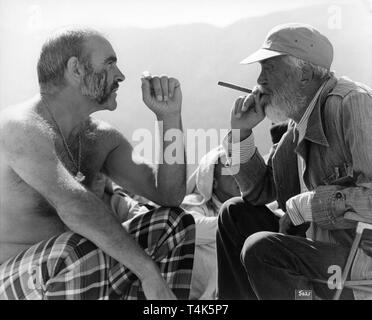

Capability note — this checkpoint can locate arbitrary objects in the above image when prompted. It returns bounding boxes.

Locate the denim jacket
[233,75,372,299]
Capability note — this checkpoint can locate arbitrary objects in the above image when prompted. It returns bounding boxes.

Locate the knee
[170,207,195,230]
[168,208,196,245]
[241,232,277,271]
[218,197,262,231]
[133,207,195,261]
[218,197,246,228]
[156,207,195,234]
[140,207,196,246]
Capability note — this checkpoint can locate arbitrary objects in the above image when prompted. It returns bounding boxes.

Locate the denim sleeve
[221,130,278,205]
[233,145,277,206]
[311,91,372,229]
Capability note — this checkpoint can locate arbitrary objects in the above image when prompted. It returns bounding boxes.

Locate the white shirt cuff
[222,130,256,167]
[286,202,305,226]
[286,192,314,226]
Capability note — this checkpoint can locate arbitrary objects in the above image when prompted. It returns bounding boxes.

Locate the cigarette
[142,70,152,79]
[218,81,252,94]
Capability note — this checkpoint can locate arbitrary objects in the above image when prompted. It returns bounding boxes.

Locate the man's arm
[0,115,175,299]
[222,90,277,205]
[286,92,372,229]
[223,132,278,205]
[104,75,186,207]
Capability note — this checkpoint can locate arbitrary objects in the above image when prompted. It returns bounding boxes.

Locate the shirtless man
[0,29,195,299]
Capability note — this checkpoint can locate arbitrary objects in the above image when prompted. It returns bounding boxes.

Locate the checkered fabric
[0,207,195,300]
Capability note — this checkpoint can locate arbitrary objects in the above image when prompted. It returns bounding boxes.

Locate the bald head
[37,28,106,92]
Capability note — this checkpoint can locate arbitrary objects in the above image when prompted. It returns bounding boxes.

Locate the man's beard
[80,63,118,105]
[262,82,307,124]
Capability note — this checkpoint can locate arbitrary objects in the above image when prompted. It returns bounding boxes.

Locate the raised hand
[230,86,266,141]
[141,72,182,119]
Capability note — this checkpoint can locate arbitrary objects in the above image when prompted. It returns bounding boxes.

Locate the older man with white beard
[217,23,372,300]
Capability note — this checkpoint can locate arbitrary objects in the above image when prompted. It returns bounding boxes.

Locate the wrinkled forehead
[83,35,117,65]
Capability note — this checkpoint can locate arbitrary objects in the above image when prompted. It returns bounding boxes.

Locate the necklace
[44,101,86,183]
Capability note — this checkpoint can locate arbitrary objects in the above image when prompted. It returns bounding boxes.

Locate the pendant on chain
[75,171,85,183]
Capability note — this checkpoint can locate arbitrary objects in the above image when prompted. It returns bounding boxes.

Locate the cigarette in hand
[142,70,152,79]
[218,81,252,94]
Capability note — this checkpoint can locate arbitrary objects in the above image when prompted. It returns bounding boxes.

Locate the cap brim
[240,48,286,65]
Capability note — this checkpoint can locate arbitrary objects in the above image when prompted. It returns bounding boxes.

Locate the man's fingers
[151,77,163,101]
[141,76,151,103]
[160,76,169,101]
[242,94,255,112]
[251,90,265,116]
[168,77,179,99]
[254,92,261,113]
[252,85,261,95]
[142,72,180,102]
[233,96,245,119]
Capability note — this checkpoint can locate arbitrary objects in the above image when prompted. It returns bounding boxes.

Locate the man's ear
[299,64,314,87]
[65,57,83,85]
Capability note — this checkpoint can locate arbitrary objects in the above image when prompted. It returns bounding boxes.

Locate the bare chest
[54,130,111,188]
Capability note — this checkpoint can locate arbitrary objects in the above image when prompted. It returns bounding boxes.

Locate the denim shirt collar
[301,74,338,147]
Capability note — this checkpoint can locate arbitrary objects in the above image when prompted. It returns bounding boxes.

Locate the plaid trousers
[0,207,195,300]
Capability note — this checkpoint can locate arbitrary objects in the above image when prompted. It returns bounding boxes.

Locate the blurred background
[1,0,371,172]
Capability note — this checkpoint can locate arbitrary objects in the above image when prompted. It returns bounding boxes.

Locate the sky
[0,0,370,158]
[0,0,359,31]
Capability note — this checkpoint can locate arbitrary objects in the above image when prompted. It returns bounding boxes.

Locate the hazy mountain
[99,2,372,163]
[1,2,371,171]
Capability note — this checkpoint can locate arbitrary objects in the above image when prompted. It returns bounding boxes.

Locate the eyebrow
[104,56,117,64]
[261,60,272,66]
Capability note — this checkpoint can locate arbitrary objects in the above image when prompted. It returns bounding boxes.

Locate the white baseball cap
[240,23,334,69]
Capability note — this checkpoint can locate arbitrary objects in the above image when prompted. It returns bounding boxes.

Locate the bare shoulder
[0,101,54,155]
[86,116,131,150]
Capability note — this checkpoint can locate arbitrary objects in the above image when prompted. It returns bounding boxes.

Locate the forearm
[58,190,160,281]
[311,184,372,229]
[286,185,372,230]
[235,154,277,205]
[222,131,277,205]
[156,114,186,206]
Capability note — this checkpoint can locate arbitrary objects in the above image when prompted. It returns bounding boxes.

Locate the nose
[115,66,125,83]
[257,69,267,86]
